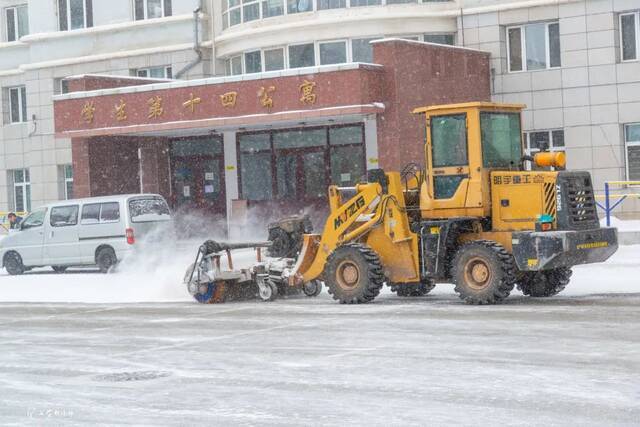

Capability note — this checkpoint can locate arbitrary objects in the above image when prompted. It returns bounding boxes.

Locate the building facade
[2,0,640,217]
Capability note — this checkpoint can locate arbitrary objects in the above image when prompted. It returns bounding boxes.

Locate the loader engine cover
[267,215,313,258]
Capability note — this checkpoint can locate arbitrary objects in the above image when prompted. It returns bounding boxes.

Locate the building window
[6,86,27,124]
[58,0,93,31]
[238,125,365,202]
[243,0,261,22]
[12,169,31,212]
[223,0,449,28]
[264,47,285,71]
[620,12,639,62]
[54,78,70,95]
[351,0,381,6]
[62,165,74,199]
[287,0,313,14]
[319,40,347,65]
[289,43,315,68]
[423,33,454,45]
[223,33,454,75]
[5,5,29,42]
[625,123,640,181]
[524,129,564,155]
[244,51,262,73]
[352,38,378,63]
[507,22,560,72]
[262,0,285,18]
[133,66,172,79]
[318,0,346,10]
[134,0,172,20]
[225,55,243,75]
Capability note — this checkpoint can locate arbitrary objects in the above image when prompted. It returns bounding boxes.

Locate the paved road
[1,290,639,426]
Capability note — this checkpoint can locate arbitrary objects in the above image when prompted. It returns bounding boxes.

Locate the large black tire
[452,240,516,305]
[391,280,435,297]
[4,252,25,276]
[324,243,384,304]
[96,247,117,274]
[517,267,572,297]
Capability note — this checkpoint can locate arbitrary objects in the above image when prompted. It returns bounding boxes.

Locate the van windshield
[128,197,172,223]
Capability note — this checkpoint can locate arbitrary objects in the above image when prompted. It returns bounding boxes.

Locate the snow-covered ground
[0,242,639,424]
[1,243,638,303]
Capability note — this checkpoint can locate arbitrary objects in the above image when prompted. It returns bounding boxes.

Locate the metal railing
[595,181,640,227]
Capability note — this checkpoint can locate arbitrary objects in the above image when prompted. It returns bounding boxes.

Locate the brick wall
[373,40,491,170]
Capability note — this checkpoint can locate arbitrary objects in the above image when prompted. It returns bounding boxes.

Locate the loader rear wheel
[325,244,384,304]
[517,267,572,297]
[453,240,516,305]
[303,280,323,297]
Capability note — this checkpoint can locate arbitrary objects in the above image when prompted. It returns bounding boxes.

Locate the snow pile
[0,213,274,304]
[567,244,640,295]
[600,216,640,232]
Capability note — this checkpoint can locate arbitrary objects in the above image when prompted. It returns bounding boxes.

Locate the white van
[0,194,172,275]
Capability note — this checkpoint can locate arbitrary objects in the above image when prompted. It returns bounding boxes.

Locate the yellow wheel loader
[274,102,619,304]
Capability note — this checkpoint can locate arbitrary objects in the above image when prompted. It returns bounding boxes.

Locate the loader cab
[413,102,526,220]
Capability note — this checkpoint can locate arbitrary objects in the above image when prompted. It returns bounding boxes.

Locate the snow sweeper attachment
[184,216,322,303]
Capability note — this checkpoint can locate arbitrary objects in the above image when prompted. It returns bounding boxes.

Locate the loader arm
[290,182,385,284]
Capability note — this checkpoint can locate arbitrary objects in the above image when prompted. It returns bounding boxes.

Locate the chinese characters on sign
[493,174,545,185]
[183,93,202,113]
[299,80,317,105]
[147,96,163,119]
[258,86,275,109]
[220,91,238,108]
[75,80,320,126]
[114,99,127,122]
[80,101,95,124]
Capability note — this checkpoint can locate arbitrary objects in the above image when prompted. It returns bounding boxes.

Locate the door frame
[169,135,226,216]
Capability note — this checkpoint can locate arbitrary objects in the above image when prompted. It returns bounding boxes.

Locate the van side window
[81,204,101,224]
[50,205,79,227]
[100,202,120,223]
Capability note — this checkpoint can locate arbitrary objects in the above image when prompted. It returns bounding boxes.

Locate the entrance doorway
[237,124,366,227]
[170,137,226,222]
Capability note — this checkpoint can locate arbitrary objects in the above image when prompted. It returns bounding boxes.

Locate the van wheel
[4,252,25,276]
[52,266,68,273]
[96,247,117,274]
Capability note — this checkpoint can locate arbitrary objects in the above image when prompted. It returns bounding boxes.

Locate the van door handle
[49,231,54,238]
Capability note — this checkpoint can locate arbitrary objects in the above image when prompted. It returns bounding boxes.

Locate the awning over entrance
[53,63,386,139]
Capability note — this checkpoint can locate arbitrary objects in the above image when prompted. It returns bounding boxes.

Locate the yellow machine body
[288,102,617,304]
[293,173,421,285]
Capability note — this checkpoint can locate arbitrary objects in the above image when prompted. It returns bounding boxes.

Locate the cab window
[480,112,522,168]
[50,205,79,227]
[430,114,468,167]
[21,209,47,229]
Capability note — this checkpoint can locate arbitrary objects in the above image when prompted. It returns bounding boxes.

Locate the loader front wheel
[325,244,384,304]
[453,241,516,305]
[517,267,572,297]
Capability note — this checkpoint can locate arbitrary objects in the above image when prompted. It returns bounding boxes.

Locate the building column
[223,131,239,235]
[364,115,379,170]
[138,138,170,198]
[71,137,91,198]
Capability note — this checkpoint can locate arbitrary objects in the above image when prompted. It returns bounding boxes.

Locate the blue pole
[605,182,610,227]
